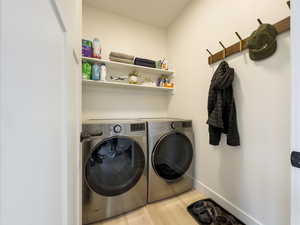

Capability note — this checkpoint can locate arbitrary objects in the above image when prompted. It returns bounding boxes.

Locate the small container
[164,83,174,88]
[100,65,107,81]
[158,75,166,87]
[92,38,101,59]
[82,62,92,80]
[82,39,93,57]
[156,60,162,69]
[162,60,168,70]
[128,71,139,84]
[92,64,101,80]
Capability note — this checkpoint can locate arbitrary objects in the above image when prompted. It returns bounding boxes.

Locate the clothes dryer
[146,118,194,203]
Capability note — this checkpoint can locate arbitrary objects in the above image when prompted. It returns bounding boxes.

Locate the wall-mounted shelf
[82,57,174,76]
[82,79,174,91]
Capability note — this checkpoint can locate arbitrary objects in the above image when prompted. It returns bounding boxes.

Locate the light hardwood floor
[93,190,205,225]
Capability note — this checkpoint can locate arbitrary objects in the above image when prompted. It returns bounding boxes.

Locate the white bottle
[92,38,101,59]
[100,65,107,81]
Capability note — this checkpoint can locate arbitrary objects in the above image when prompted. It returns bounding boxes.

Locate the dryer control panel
[171,121,192,129]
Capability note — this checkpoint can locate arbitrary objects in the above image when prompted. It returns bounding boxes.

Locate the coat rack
[207,2,291,65]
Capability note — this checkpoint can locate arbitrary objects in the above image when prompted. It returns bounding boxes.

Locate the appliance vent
[183,121,192,128]
[131,123,145,132]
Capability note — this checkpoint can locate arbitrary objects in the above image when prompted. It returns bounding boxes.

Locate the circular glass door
[152,132,193,181]
[85,137,145,197]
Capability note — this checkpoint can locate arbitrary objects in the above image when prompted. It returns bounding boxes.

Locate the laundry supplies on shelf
[157,75,174,88]
[134,57,156,68]
[81,56,175,91]
[100,65,107,81]
[82,61,92,80]
[92,38,102,59]
[161,58,168,70]
[128,71,139,84]
[82,38,102,59]
[109,52,135,64]
[92,64,101,80]
[82,39,93,57]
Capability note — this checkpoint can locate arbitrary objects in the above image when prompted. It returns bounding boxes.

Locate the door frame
[49,2,69,225]
[0,0,3,222]
[49,1,82,225]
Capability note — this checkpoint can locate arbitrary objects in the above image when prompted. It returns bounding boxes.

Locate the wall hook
[219,41,226,59]
[206,49,213,64]
[257,18,263,25]
[206,49,213,56]
[287,1,290,9]
[235,32,243,52]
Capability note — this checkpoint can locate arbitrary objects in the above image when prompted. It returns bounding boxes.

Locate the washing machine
[147,118,195,203]
[81,119,148,224]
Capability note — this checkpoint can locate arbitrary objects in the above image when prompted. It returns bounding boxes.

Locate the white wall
[167,1,291,225]
[82,4,170,120]
[291,1,300,224]
[82,4,167,61]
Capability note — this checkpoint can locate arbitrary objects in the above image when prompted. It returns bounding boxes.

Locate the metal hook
[287,1,290,9]
[206,49,213,64]
[206,49,213,56]
[257,18,263,25]
[219,41,226,59]
[235,32,243,52]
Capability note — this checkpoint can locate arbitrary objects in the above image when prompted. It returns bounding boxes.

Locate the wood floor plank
[93,190,203,225]
[178,189,206,206]
[96,215,127,225]
[125,207,155,225]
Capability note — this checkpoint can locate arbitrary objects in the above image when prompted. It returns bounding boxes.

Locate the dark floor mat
[187,199,246,225]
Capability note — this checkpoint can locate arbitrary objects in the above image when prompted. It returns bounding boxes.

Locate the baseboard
[193,179,264,225]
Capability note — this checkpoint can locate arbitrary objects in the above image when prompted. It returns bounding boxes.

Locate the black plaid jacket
[207,61,240,146]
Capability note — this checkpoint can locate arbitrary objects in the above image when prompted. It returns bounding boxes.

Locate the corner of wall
[194,179,264,225]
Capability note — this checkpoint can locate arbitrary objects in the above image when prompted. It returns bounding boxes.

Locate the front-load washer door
[152,132,193,181]
[85,137,145,197]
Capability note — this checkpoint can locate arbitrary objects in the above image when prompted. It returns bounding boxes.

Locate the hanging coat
[207,61,240,146]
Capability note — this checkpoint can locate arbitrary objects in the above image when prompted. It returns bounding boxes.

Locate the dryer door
[85,137,145,196]
[152,132,193,181]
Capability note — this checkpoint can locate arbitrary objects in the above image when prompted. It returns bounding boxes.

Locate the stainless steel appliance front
[82,120,147,224]
[147,118,195,203]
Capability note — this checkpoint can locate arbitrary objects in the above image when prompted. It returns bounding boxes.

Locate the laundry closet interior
[80,1,291,225]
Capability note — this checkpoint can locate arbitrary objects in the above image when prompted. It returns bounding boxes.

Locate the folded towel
[134,62,156,68]
[109,56,134,64]
[134,57,156,64]
[110,52,135,60]
[134,57,156,68]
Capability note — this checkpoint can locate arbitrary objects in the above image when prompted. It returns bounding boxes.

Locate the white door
[0,0,80,225]
[291,1,300,225]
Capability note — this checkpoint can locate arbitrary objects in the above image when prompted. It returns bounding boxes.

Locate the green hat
[247,24,278,61]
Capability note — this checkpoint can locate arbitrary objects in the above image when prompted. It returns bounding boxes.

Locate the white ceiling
[83,0,192,28]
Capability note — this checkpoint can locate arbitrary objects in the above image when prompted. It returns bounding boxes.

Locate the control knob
[113,124,122,133]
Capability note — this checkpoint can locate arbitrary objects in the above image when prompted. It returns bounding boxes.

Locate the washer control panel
[171,121,182,129]
[113,124,122,133]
